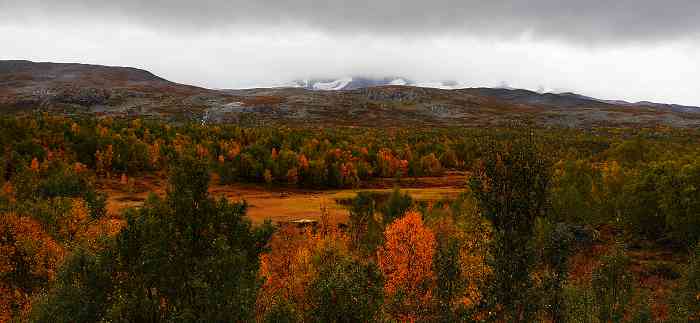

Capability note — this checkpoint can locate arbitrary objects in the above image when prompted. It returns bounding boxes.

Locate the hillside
[1,60,699,127]
[0,60,233,118]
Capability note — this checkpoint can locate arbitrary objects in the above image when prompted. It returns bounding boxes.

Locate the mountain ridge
[1,60,699,127]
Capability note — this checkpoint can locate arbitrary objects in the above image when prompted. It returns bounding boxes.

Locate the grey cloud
[4,0,700,43]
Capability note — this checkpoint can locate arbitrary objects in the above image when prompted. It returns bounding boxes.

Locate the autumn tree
[377,211,437,320]
[426,195,491,322]
[0,213,65,321]
[420,153,443,176]
[257,227,318,321]
[257,224,352,322]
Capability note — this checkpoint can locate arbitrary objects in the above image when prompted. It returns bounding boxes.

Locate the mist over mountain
[283,77,464,91]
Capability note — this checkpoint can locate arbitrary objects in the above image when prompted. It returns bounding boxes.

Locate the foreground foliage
[30,157,273,322]
[0,114,699,321]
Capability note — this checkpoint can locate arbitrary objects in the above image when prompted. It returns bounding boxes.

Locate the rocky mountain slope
[0,60,234,117]
[1,60,699,127]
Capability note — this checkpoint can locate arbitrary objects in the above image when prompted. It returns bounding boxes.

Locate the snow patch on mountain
[413,81,462,90]
[389,78,408,86]
[286,77,464,91]
[312,77,353,91]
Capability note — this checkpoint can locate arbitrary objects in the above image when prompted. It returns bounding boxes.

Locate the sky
[1,1,700,105]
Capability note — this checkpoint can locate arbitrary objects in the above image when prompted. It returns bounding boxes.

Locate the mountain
[458,88,618,109]
[286,77,463,91]
[0,60,232,116]
[601,99,700,114]
[2,60,700,127]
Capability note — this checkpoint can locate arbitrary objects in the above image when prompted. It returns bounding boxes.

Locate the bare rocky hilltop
[1,60,699,127]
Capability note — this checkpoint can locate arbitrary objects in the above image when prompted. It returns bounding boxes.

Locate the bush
[562,284,596,323]
[29,248,113,323]
[668,243,700,322]
[550,160,600,225]
[625,161,700,247]
[308,248,384,322]
[380,188,412,225]
[624,164,672,241]
[348,192,383,254]
[591,245,634,323]
[536,220,575,321]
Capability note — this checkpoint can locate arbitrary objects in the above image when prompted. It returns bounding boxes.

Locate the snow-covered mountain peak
[286,76,464,91]
[311,77,353,91]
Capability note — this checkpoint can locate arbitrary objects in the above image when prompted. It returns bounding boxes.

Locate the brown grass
[100,174,465,225]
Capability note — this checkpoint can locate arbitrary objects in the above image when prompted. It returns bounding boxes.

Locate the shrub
[550,159,600,225]
[348,192,383,254]
[668,243,700,322]
[29,248,113,323]
[380,187,412,226]
[308,248,384,322]
[420,153,443,176]
[536,220,575,321]
[591,245,634,323]
[562,284,596,323]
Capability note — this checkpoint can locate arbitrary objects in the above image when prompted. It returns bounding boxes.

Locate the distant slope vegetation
[1,60,699,127]
[0,60,167,83]
[0,60,229,117]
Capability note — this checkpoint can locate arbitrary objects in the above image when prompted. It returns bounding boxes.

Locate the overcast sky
[2,1,700,104]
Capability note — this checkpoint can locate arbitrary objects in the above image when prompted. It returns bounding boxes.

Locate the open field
[102,173,467,225]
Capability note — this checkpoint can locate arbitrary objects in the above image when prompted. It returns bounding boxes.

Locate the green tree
[433,235,464,322]
[539,221,575,322]
[32,157,273,322]
[348,192,383,255]
[469,137,551,321]
[29,248,114,322]
[307,247,384,322]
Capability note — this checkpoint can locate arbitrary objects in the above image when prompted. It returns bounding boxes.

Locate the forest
[0,113,699,322]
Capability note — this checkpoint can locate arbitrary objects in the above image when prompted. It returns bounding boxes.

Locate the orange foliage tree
[257,220,349,321]
[0,213,65,321]
[377,211,437,320]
